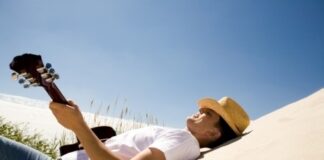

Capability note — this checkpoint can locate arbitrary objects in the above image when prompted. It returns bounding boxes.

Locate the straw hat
[198,97,250,135]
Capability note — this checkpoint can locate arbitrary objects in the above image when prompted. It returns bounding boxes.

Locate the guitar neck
[44,82,68,104]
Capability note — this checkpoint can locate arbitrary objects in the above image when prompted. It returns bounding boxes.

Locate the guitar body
[10,53,116,156]
[59,126,116,156]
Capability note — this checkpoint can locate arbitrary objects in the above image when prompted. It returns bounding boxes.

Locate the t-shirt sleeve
[149,131,200,160]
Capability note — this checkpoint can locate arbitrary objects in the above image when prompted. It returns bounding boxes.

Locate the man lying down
[0,97,250,160]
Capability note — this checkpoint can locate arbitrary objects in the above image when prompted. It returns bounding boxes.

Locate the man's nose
[200,113,206,117]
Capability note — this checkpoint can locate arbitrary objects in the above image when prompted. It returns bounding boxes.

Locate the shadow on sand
[198,131,252,159]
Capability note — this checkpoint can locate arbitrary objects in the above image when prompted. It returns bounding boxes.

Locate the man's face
[186,108,220,134]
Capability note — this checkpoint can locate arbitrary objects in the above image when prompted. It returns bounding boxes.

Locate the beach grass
[0,116,58,159]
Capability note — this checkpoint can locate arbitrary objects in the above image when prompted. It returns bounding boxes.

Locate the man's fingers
[49,101,59,110]
[49,100,79,113]
[67,100,81,111]
[67,100,76,106]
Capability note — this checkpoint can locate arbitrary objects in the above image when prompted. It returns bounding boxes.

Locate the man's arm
[49,101,165,160]
[131,148,165,160]
[50,101,120,160]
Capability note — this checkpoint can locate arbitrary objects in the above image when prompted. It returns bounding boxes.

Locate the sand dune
[199,88,324,160]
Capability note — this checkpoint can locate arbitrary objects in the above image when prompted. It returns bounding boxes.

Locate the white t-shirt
[61,126,200,160]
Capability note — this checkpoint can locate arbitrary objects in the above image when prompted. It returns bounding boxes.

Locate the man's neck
[185,127,209,148]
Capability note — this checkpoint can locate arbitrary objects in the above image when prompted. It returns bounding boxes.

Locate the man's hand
[50,101,121,160]
[49,101,86,131]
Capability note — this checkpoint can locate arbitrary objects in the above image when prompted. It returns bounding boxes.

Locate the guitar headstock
[9,53,59,88]
[10,53,68,104]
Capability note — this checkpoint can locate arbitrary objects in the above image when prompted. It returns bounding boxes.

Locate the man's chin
[186,117,195,124]
[186,118,196,128]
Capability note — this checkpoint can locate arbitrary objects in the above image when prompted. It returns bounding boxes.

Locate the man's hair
[207,117,237,148]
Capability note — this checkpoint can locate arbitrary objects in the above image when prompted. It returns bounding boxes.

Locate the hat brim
[198,98,241,135]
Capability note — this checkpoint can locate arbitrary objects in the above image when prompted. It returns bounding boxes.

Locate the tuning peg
[37,67,46,73]
[48,68,55,74]
[11,72,19,80]
[18,78,25,84]
[30,82,40,86]
[45,78,54,83]
[53,74,60,79]
[20,72,28,77]
[23,84,30,88]
[45,63,52,69]
[41,73,50,79]
[26,77,36,84]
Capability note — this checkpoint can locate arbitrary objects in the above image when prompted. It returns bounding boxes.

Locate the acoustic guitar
[9,53,116,156]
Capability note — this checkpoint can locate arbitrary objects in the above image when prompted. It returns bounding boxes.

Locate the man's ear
[206,128,221,140]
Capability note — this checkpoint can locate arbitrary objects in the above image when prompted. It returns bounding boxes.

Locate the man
[0,97,249,160]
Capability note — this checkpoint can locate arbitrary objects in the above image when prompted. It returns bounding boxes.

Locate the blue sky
[1,0,323,128]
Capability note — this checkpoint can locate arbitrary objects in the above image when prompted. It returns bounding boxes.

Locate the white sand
[0,95,66,140]
[198,88,324,160]
[1,89,324,160]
